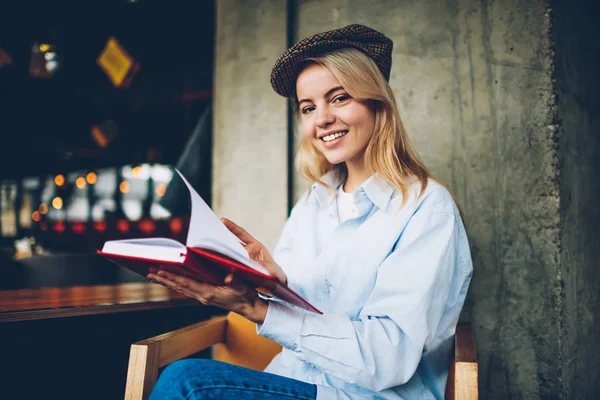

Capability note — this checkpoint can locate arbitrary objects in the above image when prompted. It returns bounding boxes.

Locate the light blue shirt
[257,169,473,399]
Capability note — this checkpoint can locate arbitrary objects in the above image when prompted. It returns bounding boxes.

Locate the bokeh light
[86,172,97,184]
[132,165,142,178]
[155,183,167,197]
[76,177,86,189]
[52,197,63,210]
[39,203,48,215]
[54,174,65,186]
[119,181,130,193]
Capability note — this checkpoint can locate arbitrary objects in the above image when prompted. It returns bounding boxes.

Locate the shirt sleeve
[258,210,465,392]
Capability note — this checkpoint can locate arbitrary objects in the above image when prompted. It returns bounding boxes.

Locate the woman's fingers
[218,222,285,285]
[245,243,268,263]
[156,270,189,286]
[221,218,257,245]
[148,273,180,291]
[149,272,208,301]
[149,271,197,292]
[224,273,248,293]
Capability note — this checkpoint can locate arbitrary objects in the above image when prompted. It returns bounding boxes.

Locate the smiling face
[296,63,376,168]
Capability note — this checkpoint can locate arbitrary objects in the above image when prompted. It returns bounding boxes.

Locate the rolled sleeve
[257,300,306,351]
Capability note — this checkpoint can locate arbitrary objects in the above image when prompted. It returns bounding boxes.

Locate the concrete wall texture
[214,0,600,398]
[213,0,289,250]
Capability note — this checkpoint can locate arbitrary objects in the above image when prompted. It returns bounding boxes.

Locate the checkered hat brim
[270,24,393,98]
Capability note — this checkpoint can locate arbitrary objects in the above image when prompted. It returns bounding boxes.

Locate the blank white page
[102,237,186,263]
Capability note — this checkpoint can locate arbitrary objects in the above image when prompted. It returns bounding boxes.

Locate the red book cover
[98,247,321,314]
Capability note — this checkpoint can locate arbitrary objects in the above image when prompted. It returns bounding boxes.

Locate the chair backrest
[213,312,282,370]
[217,313,478,399]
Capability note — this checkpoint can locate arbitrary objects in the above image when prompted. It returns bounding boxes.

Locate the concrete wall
[553,0,600,398]
[213,0,289,250]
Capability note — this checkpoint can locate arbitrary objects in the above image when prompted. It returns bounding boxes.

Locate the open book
[98,170,321,314]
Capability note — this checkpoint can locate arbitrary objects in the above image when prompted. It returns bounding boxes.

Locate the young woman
[148,24,473,400]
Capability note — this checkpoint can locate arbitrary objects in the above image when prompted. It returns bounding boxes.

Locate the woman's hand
[147,218,284,324]
[221,218,287,285]
[147,270,268,324]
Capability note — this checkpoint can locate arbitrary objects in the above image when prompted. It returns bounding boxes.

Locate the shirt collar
[359,174,396,211]
[310,169,396,211]
[310,169,344,207]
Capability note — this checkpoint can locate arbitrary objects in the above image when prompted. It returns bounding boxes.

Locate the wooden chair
[125,312,478,399]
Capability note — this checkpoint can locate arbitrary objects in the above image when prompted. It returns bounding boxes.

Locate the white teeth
[321,131,348,142]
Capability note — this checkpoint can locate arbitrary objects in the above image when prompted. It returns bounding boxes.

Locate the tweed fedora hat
[270,24,393,97]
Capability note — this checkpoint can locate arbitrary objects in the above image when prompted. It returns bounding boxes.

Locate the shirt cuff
[257,300,305,351]
[257,292,276,301]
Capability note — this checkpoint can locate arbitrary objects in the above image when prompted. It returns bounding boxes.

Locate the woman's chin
[318,147,343,164]
[324,155,347,165]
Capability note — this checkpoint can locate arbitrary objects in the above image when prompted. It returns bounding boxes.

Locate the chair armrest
[135,315,228,367]
[125,316,228,400]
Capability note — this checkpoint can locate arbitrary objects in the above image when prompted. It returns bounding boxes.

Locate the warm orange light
[119,181,130,193]
[32,211,41,222]
[86,172,97,184]
[91,125,109,148]
[54,174,65,186]
[52,197,63,209]
[39,203,48,215]
[94,221,107,232]
[76,177,86,189]
[132,165,142,178]
[116,219,130,233]
[72,222,86,234]
[155,183,167,197]
[139,219,156,234]
[169,218,184,235]
[54,221,66,233]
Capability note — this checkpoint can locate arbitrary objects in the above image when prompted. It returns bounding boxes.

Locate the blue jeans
[150,359,317,400]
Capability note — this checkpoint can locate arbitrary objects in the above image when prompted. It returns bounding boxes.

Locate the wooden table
[0,283,219,400]
[0,282,194,322]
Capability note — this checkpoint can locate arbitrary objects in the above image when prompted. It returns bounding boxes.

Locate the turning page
[175,170,269,275]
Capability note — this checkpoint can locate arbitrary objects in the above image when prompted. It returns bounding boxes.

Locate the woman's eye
[302,106,315,114]
[333,95,349,103]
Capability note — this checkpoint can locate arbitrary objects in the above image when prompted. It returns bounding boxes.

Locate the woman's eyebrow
[298,86,344,105]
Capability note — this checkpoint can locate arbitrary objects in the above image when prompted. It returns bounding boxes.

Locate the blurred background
[0,0,214,289]
[0,2,218,399]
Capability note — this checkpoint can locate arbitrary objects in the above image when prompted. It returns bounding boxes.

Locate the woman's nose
[316,107,335,128]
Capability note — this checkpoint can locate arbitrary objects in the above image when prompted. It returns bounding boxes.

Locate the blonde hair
[294,48,431,204]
